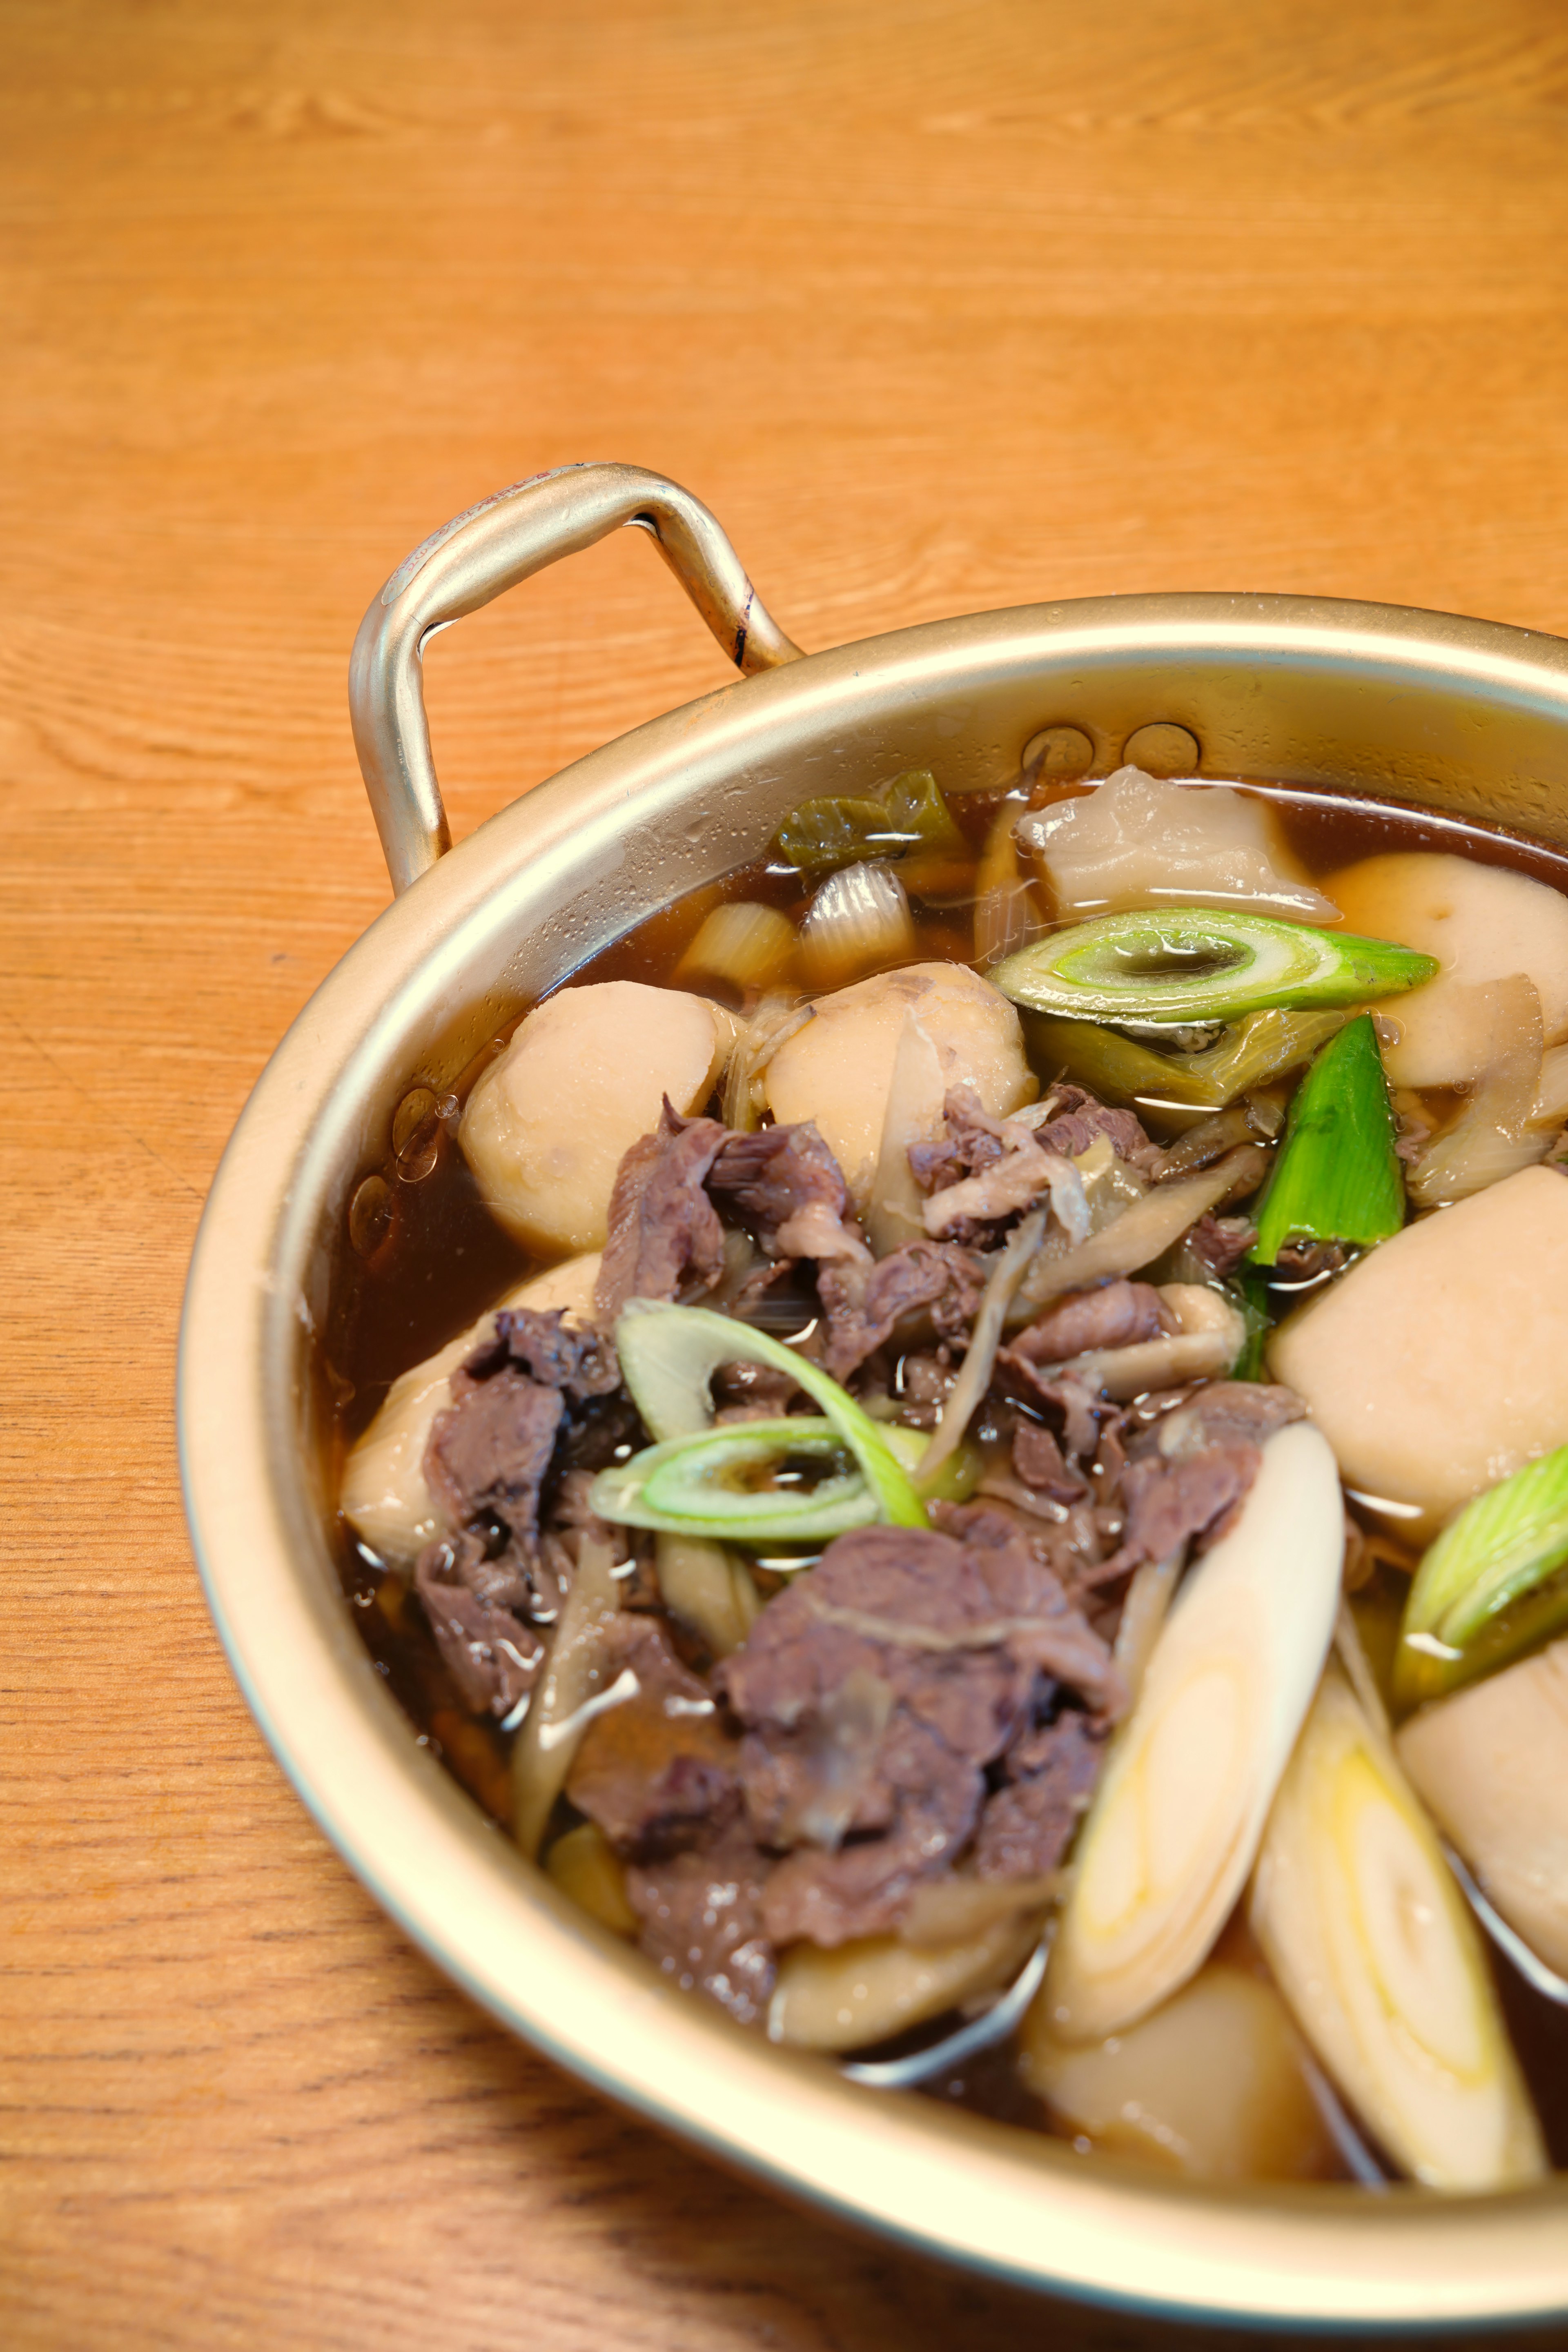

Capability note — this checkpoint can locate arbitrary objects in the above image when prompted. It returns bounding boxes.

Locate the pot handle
[349,461,804,894]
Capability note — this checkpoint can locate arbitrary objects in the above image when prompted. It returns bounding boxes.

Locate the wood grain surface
[6,3,1568,2345]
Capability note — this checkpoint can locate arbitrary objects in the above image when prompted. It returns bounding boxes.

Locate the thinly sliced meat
[718,1521,1118,1944]
[594,1101,729,1323]
[1009,1280,1172,1366]
[1011,1418,1089,1504]
[817,1239,988,1381]
[565,1615,740,1860]
[1025,1084,1163,1179]
[424,1367,564,1552]
[1181,1212,1258,1280]
[627,1826,777,2026]
[414,1529,546,1718]
[973,1711,1105,1880]
[909,1086,1088,1246]
[1092,1381,1309,1581]
[466,1305,621,1398]
[708,1122,869,1265]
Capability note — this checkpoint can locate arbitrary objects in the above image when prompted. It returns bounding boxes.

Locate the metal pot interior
[180,592,1568,2335]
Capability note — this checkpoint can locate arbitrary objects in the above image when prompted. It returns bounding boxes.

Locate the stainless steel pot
[180,461,1568,2336]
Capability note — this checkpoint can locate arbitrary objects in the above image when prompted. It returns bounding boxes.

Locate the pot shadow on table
[454,1988,1568,2352]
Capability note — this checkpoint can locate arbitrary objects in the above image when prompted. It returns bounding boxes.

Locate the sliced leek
[1043,1422,1343,2043]
[592,1418,875,1541]
[1249,1016,1405,1266]
[614,1301,929,1528]
[1023,1007,1352,1120]
[774,768,964,874]
[1394,1444,1568,1708]
[1250,1667,1546,2190]
[993,907,1435,1026]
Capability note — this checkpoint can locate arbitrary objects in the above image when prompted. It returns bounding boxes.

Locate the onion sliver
[1250,1667,1546,2190]
[1043,1422,1343,2043]
[992,907,1435,1026]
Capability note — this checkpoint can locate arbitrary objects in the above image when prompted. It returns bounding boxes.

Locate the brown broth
[324,775,1568,2175]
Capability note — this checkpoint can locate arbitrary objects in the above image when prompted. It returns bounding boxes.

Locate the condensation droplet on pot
[1021,724,1094,781]
[435,1091,460,1129]
[349,1174,394,1258]
[1122,722,1201,777]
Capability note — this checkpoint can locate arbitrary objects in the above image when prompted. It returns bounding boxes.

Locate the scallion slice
[993,907,1435,1025]
[592,1418,878,1540]
[614,1300,929,1528]
[1249,1016,1405,1267]
[1395,1446,1568,1708]
[1023,1007,1353,1116]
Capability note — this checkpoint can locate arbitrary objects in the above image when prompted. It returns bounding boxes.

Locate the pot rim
[180,589,1568,2335]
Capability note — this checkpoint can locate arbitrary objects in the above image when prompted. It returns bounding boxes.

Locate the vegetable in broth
[330,760,1568,2192]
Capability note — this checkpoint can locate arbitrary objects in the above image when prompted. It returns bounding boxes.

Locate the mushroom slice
[1043,1421,1343,2043]
[1250,1667,1546,2191]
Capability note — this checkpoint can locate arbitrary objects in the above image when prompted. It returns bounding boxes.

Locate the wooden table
[6,4,1568,2345]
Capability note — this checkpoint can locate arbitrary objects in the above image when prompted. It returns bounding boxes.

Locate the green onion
[1024,1007,1352,1119]
[1249,1016,1405,1267]
[774,769,963,875]
[614,1300,929,1527]
[992,907,1436,1026]
[1394,1446,1568,1709]
[592,1418,878,1540]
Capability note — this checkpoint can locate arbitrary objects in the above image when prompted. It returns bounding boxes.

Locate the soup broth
[325,771,1568,2189]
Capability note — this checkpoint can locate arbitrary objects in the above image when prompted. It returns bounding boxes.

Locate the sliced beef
[424,1367,564,1551]
[565,1615,740,1860]
[817,1239,987,1382]
[594,1101,730,1324]
[1182,1212,1258,1280]
[906,1086,1013,1193]
[718,1521,1118,1944]
[1011,1418,1089,1505]
[414,1529,546,1718]
[626,1825,777,2027]
[973,1711,1105,1880]
[711,1358,805,1423]
[1027,1083,1162,1179]
[708,1122,869,1265]
[1009,1280,1172,1367]
[467,1305,620,1398]
[1271,1237,1348,1280]
[1095,1381,1308,1581]
[908,1085,1080,1245]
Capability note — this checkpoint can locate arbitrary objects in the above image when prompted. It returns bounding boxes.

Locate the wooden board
[5,3,1568,2344]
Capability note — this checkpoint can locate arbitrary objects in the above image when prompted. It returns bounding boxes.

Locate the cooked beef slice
[626,1825,777,2026]
[595,1101,729,1323]
[973,1711,1105,1880]
[1096,1380,1307,1579]
[718,1522,1117,1944]
[708,1122,868,1265]
[817,1240,987,1381]
[424,1366,564,1550]
[921,1136,1080,1242]
[906,1085,1074,1245]
[414,1529,546,1717]
[467,1305,620,1398]
[1181,1212,1258,1280]
[1011,1418,1089,1504]
[1009,1280,1172,1366]
[566,1615,740,1860]
[710,1357,805,1423]
[1271,1237,1348,1279]
[1027,1083,1163,1178]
